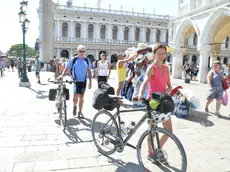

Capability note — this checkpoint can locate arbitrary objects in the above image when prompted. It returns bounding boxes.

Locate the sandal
[78,111,84,118]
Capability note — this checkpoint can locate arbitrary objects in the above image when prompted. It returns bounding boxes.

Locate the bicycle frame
[102,104,161,150]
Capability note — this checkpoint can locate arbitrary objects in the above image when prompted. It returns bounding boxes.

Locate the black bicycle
[91,95,187,172]
[48,78,72,130]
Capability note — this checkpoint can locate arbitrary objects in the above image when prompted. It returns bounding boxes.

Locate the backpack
[92,83,115,111]
[174,96,190,118]
[71,56,89,80]
[40,62,44,69]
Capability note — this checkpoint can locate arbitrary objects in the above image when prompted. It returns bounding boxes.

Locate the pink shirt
[147,64,169,99]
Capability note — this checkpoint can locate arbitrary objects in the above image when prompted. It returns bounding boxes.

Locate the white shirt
[98,60,108,76]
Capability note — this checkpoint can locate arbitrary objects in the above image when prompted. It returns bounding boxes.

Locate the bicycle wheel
[91,110,119,156]
[59,100,67,130]
[137,127,187,172]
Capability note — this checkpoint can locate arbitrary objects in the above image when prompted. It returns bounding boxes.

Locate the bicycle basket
[49,89,57,101]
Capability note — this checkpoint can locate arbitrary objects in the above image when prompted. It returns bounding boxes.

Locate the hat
[137,43,148,51]
[135,54,147,64]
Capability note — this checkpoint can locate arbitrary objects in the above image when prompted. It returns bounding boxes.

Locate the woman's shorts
[207,88,223,100]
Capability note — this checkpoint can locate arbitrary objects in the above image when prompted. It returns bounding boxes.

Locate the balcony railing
[56,5,171,21]
[55,37,153,45]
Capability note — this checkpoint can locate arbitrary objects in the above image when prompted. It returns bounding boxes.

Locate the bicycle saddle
[108,94,123,100]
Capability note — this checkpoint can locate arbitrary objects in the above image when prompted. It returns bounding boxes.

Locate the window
[225,37,229,48]
[88,24,93,38]
[100,25,106,39]
[124,27,129,41]
[112,26,118,40]
[146,28,150,42]
[75,23,81,38]
[135,28,140,41]
[62,22,68,37]
[156,29,161,42]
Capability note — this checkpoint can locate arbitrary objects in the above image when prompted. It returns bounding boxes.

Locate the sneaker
[38,80,41,84]
[78,111,84,118]
[205,107,209,113]
[73,106,77,116]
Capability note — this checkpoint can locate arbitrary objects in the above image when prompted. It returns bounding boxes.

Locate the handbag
[216,72,229,90]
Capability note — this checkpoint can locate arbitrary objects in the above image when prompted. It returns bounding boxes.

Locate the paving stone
[33,159,69,171]
[68,157,99,168]
[13,162,35,172]
[22,135,47,141]
[25,145,58,153]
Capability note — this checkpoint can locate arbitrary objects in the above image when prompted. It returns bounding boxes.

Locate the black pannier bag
[151,92,174,113]
[49,89,57,101]
[93,83,115,111]
[98,82,115,95]
[64,88,70,100]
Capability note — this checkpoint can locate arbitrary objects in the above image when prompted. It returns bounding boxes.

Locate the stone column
[118,25,123,42]
[82,22,87,41]
[56,48,60,58]
[140,27,146,42]
[57,20,60,38]
[198,46,211,83]
[130,26,135,41]
[172,48,184,79]
[40,0,54,63]
[160,29,166,43]
[209,51,219,67]
[107,24,112,42]
[150,28,156,43]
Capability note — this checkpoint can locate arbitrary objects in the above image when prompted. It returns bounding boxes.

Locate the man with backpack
[59,45,92,118]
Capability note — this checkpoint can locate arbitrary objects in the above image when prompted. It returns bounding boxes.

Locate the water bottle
[120,121,127,138]
[127,121,136,134]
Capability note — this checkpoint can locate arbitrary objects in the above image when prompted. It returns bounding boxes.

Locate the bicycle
[48,78,72,130]
[91,95,187,172]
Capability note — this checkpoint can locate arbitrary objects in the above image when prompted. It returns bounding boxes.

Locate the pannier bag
[48,88,70,101]
[151,92,174,113]
[49,89,57,101]
[93,83,115,111]
[98,81,115,94]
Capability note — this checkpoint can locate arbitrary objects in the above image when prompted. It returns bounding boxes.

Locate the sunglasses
[79,51,85,53]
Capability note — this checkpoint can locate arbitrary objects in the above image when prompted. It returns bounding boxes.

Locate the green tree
[7,44,36,57]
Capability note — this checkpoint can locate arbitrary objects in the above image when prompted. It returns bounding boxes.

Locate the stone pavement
[0,70,230,172]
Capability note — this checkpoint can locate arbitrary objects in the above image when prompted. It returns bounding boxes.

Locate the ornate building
[37,0,170,64]
[170,0,230,83]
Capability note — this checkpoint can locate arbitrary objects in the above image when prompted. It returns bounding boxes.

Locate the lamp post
[18,0,30,85]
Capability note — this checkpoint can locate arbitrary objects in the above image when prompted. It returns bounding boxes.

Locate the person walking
[59,45,92,118]
[138,44,172,161]
[205,60,225,117]
[0,58,4,77]
[116,54,127,96]
[34,56,41,83]
[17,58,23,78]
[96,53,111,85]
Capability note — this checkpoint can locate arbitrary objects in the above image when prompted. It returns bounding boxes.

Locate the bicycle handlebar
[48,78,73,84]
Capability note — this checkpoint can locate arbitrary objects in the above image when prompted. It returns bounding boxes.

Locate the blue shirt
[0,62,3,69]
[35,60,40,71]
[67,57,92,82]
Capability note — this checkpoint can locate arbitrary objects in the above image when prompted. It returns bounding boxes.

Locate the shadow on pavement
[54,118,93,144]
[99,154,143,172]
[26,87,48,99]
[180,109,214,127]
[209,112,230,120]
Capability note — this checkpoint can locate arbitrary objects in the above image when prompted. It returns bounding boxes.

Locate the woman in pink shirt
[138,44,172,160]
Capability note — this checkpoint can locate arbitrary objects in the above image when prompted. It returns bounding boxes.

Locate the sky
[0,0,178,53]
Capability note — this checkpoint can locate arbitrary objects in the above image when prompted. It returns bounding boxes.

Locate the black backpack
[71,57,89,79]
[40,61,44,69]
[151,92,175,113]
[92,83,115,111]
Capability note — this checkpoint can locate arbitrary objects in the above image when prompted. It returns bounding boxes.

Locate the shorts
[73,81,87,95]
[207,88,223,100]
[118,81,125,89]
[98,76,107,85]
[35,71,40,75]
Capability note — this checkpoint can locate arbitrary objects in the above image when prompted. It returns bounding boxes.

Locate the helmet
[151,111,171,123]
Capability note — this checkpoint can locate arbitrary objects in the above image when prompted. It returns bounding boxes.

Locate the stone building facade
[37,0,170,64]
[170,0,230,83]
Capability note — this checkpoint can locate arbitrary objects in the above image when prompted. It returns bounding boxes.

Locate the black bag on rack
[151,92,174,113]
